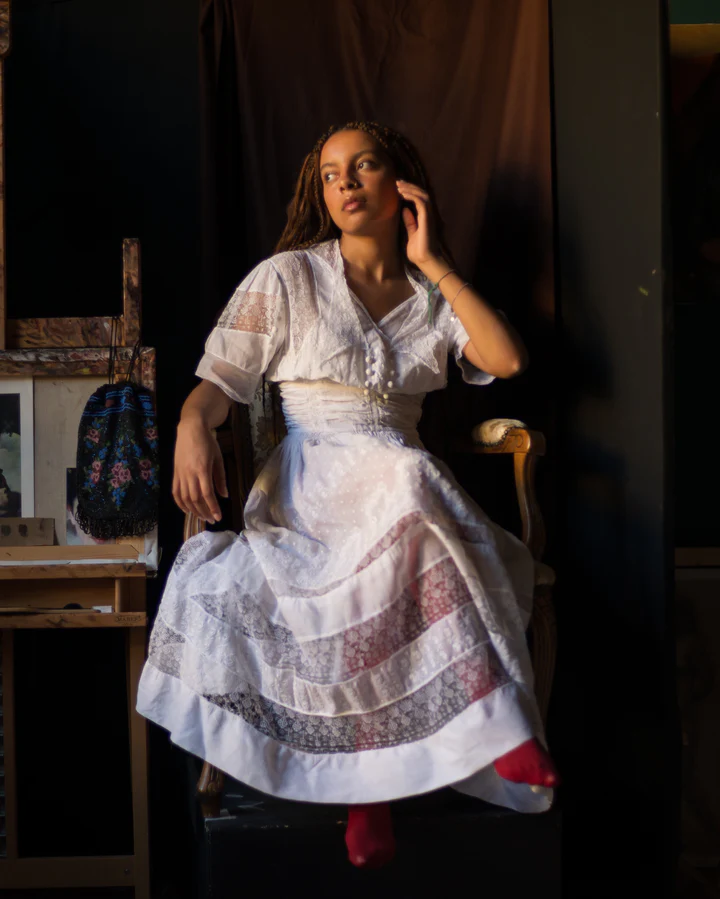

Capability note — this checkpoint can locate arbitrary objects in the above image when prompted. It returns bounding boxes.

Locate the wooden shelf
[0,854,137,889]
[0,611,146,628]
[0,562,146,580]
[676,547,720,567]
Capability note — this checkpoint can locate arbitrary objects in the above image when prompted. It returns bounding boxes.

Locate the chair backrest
[221,380,286,531]
[245,379,287,477]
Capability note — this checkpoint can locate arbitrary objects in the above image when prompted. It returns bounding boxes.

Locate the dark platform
[192,767,562,899]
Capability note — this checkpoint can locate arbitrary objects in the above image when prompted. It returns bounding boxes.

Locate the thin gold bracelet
[450,282,470,310]
[436,268,456,288]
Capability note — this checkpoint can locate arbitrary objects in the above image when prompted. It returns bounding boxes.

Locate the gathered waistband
[278,379,424,444]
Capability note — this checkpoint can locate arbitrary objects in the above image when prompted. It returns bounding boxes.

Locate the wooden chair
[183,383,557,819]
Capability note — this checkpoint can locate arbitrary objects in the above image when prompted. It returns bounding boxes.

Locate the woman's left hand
[396,180,441,268]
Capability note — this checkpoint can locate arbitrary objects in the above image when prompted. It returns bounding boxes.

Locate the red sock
[493,737,561,787]
[345,803,396,869]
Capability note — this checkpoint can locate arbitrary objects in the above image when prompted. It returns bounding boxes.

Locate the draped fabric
[198,0,555,531]
[199,0,554,316]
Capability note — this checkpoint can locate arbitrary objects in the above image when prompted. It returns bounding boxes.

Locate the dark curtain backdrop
[199,0,557,548]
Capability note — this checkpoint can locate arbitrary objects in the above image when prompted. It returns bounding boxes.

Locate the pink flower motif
[91,461,103,472]
[141,469,151,480]
[87,428,100,442]
[112,462,124,474]
[111,477,121,488]
[119,468,132,483]
[145,428,158,441]
[139,458,152,470]
[90,472,100,484]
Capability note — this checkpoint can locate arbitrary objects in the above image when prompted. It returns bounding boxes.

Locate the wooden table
[0,560,150,898]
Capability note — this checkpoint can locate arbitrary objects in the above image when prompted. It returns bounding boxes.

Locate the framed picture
[0,378,34,518]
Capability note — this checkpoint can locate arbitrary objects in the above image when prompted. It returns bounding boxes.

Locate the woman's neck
[339,231,405,285]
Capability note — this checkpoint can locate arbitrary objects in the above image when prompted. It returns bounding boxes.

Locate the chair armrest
[183,511,207,543]
[469,418,546,456]
[454,419,546,561]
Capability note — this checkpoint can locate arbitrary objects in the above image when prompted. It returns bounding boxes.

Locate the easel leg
[126,626,150,899]
[1,629,18,861]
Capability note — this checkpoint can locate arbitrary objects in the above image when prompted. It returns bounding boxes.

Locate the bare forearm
[179,379,233,431]
[419,257,528,378]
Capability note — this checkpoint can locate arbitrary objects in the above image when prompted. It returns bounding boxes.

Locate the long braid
[274,121,454,265]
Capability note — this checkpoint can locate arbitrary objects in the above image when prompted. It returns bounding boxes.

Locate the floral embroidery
[76,383,159,538]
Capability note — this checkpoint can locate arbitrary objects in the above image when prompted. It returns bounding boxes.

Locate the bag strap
[107,316,141,386]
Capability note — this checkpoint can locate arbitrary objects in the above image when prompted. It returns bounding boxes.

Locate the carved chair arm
[183,508,207,543]
[455,418,548,565]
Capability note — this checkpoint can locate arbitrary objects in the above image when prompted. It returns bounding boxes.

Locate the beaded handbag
[75,332,159,539]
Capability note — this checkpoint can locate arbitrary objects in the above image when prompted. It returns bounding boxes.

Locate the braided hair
[274,121,454,265]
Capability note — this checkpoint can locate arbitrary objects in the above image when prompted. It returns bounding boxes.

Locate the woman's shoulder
[268,240,336,280]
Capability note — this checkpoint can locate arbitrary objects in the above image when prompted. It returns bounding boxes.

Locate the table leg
[126,626,150,899]
[1,630,18,862]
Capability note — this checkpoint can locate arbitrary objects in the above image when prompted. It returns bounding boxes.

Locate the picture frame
[0,377,33,517]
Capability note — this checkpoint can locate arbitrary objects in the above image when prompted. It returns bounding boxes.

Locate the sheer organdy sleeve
[447,310,500,387]
[195,260,287,404]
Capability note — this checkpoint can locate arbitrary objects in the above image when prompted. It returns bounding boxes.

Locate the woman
[137,121,560,869]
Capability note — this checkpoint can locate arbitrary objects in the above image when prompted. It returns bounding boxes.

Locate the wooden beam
[0,545,139,562]
[675,547,720,567]
[0,346,156,394]
[670,23,720,56]
[2,630,18,861]
[0,1,9,350]
[1,578,115,607]
[127,626,150,899]
[0,855,136,889]
[122,238,142,346]
[0,611,146,628]
[5,316,115,349]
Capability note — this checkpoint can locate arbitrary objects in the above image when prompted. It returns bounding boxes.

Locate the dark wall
[670,0,720,22]
[5,1,202,893]
[551,0,679,891]
[6,0,204,565]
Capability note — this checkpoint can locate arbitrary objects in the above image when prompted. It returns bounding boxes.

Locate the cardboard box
[0,518,56,546]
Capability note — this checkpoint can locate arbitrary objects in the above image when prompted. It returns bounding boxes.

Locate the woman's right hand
[172,418,229,523]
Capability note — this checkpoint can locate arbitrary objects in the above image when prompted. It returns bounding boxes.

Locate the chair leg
[196,761,225,818]
[530,584,557,728]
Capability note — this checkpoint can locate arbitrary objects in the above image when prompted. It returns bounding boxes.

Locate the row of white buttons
[364,351,394,400]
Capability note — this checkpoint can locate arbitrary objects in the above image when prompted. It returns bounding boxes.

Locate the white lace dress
[136,238,553,813]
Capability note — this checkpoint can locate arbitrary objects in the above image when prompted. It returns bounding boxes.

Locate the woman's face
[319,130,401,236]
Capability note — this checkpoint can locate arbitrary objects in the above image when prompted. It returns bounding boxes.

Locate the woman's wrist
[418,255,454,284]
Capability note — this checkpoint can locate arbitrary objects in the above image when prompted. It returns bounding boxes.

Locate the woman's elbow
[495,350,528,379]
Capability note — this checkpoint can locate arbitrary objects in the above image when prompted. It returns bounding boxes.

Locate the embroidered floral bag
[75,340,159,539]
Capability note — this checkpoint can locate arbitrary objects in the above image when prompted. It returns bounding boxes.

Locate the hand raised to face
[396,180,441,268]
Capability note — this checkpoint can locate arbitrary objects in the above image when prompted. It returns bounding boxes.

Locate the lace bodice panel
[196,238,495,406]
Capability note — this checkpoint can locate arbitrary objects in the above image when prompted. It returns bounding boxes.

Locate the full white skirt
[137,419,553,813]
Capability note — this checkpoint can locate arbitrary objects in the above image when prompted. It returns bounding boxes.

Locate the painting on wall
[0,378,34,518]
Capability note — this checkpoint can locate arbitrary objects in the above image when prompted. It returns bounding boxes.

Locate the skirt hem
[136,662,553,813]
